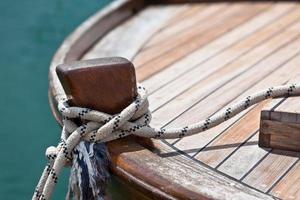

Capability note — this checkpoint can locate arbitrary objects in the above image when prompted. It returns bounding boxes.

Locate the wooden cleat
[259,96,300,152]
[56,57,137,114]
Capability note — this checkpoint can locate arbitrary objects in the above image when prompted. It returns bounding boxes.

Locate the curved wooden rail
[48,0,275,199]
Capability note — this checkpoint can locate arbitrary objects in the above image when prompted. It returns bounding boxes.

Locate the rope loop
[43,86,151,164]
[33,83,300,200]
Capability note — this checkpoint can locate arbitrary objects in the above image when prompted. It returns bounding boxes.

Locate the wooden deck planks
[146,4,299,113]
[164,4,207,27]
[186,53,298,154]
[215,97,284,180]
[108,137,274,200]
[276,96,300,114]
[170,108,252,155]
[270,161,300,199]
[135,3,271,81]
[151,20,300,128]
[83,5,186,60]
[194,103,267,168]
[216,133,270,180]
[81,2,300,198]
[133,3,240,67]
[174,53,300,156]
[141,3,227,49]
[141,3,299,94]
[242,150,299,193]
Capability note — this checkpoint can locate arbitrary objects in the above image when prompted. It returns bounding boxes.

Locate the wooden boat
[48,0,300,199]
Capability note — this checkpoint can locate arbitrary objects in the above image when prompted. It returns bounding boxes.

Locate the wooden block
[259,96,300,152]
[56,57,137,114]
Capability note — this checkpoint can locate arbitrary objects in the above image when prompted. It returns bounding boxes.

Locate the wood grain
[214,95,284,180]
[135,3,270,81]
[270,161,300,199]
[195,102,267,168]
[49,0,144,105]
[108,137,273,200]
[142,3,227,49]
[146,4,299,112]
[217,133,269,180]
[260,95,300,152]
[174,52,300,157]
[134,3,237,67]
[83,5,186,61]
[48,1,300,199]
[56,57,137,114]
[260,120,300,152]
[164,4,205,26]
[163,22,300,128]
[242,150,299,192]
[151,21,300,129]
[142,3,298,94]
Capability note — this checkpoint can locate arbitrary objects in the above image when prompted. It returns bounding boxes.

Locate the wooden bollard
[56,57,137,114]
[56,57,138,199]
[56,57,153,149]
[259,97,300,152]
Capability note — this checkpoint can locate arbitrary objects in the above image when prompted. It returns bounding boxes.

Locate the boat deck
[70,1,300,199]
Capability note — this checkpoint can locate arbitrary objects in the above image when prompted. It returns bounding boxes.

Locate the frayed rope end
[66,142,110,200]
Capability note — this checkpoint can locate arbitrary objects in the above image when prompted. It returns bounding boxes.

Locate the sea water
[0,0,144,199]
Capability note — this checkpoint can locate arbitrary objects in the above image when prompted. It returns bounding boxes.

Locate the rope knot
[44,86,151,166]
[34,83,300,200]
[59,85,151,144]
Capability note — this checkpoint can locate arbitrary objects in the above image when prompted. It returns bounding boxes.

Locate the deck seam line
[160,32,300,139]
[145,3,300,199]
[163,4,210,28]
[271,97,288,111]
[215,130,259,169]
[209,80,288,186]
[159,139,278,199]
[266,157,300,194]
[170,59,297,148]
[130,4,204,62]
[146,4,299,112]
[134,2,239,68]
[189,106,257,154]
[139,3,229,52]
[190,48,300,158]
[136,3,270,77]
[179,78,287,155]
[239,151,271,182]
[171,104,257,146]
[145,5,299,97]
[269,76,300,111]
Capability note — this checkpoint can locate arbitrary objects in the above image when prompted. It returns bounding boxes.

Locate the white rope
[33,83,300,200]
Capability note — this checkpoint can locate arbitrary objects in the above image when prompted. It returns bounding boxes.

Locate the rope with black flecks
[33,83,300,200]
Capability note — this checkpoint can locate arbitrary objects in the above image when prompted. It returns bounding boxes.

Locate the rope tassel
[33,83,300,200]
[66,142,110,200]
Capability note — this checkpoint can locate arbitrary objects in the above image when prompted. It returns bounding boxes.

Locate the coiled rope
[33,83,300,200]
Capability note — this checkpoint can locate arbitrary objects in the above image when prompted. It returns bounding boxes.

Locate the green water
[0,0,132,199]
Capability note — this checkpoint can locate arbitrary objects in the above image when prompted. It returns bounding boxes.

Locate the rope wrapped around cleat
[33,83,300,200]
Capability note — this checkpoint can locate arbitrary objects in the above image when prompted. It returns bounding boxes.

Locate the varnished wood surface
[260,95,300,152]
[49,1,300,199]
[56,57,137,114]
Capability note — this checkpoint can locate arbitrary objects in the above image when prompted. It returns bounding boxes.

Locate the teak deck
[48,1,300,199]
